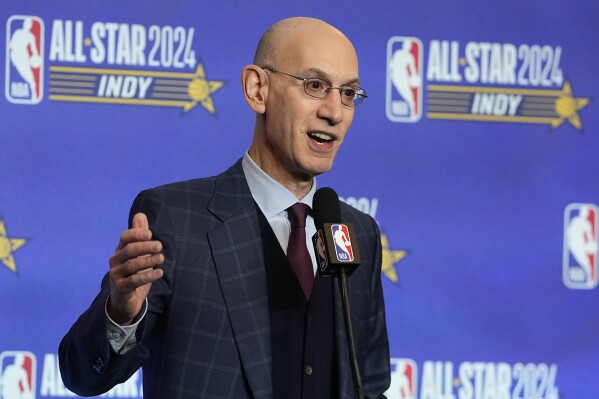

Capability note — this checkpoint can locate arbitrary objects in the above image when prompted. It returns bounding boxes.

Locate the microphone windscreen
[313,187,342,226]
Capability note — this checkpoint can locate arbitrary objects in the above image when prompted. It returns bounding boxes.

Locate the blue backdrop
[1,1,598,398]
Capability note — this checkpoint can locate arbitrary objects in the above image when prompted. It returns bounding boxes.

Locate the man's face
[258,26,359,185]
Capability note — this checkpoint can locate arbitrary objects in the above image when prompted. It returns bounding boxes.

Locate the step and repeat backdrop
[1,1,598,398]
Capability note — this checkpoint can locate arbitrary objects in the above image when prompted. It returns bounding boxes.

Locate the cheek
[339,112,355,140]
[345,109,356,125]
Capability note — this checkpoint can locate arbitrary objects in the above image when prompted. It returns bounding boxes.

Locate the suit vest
[256,206,337,399]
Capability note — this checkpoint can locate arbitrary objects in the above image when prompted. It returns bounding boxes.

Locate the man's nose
[317,89,344,125]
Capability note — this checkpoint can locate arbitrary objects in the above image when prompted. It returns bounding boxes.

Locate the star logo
[426,78,591,131]
[184,63,224,113]
[551,81,590,130]
[381,233,407,283]
[48,62,225,115]
[0,219,28,273]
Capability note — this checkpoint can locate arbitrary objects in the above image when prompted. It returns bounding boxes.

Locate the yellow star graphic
[381,233,407,283]
[551,81,590,130]
[0,219,27,273]
[184,63,224,113]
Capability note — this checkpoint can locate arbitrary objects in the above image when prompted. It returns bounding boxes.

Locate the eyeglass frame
[261,66,368,108]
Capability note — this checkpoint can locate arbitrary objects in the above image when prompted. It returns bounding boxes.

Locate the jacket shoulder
[132,159,245,211]
[340,201,377,230]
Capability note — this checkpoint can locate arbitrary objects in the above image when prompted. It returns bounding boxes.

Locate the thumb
[132,212,149,230]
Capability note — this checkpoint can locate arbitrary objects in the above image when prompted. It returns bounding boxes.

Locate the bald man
[59,17,390,398]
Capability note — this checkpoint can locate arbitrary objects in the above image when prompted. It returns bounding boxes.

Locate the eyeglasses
[262,66,367,108]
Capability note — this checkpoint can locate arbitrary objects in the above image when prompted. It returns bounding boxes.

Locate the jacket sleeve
[58,189,175,396]
[361,215,391,398]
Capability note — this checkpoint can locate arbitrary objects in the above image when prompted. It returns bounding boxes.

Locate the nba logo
[0,351,36,399]
[331,224,354,262]
[386,37,423,122]
[563,203,598,289]
[385,358,417,399]
[314,230,329,271]
[5,15,44,104]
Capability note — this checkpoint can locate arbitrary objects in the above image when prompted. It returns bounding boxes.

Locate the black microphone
[311,187,364,399]
[312,187,361,277]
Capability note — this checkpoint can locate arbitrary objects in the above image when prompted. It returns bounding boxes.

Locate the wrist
[106,295,136,326]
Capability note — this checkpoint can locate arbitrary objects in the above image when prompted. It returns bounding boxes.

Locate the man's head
[242,17,361,197]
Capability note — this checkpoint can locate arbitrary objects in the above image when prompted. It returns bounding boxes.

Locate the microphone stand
[339,267,364,399]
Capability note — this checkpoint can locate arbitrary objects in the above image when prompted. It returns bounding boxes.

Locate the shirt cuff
[104,295,148,354]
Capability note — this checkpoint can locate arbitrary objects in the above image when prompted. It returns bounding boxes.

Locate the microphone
[311,187,364,399]
[312,187,361,277]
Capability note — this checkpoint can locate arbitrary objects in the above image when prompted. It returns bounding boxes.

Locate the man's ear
[241,65,268,114]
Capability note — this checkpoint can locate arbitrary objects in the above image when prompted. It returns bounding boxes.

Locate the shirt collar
[242,151,316,219]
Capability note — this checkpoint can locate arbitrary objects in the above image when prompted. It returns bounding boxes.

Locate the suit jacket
[59,159,390,398]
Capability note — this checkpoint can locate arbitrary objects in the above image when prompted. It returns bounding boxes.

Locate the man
[59,17,390,398]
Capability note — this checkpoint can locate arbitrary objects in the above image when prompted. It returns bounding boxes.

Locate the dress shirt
[241,151,317,272]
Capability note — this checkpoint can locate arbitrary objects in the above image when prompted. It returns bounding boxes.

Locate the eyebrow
[304,68,361,87]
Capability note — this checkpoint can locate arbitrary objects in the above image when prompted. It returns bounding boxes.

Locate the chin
[307,161,334,177]
[296,153,336,177]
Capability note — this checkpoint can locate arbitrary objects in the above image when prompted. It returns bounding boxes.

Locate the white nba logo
[386,37,423,123]
[563,203,598,289]
[0,351,36,399]
[385,358,417,399]
[5,15,44,104]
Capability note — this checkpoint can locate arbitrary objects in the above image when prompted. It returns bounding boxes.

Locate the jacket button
[305,365,313,376]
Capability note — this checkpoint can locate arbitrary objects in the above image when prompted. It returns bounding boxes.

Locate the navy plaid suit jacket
[59,159,390,398]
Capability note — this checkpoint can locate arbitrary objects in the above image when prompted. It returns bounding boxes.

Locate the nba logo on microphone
[386,36,423,123]
[0,351,36,399]
[385,358,417,399]
[331,224,354,262]
[563,203,598,289]
[5,15,44,104]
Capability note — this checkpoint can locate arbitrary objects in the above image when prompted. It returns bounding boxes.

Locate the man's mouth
[308,131,335,144]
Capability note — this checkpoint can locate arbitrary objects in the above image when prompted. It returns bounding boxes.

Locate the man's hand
[108,213,164,325]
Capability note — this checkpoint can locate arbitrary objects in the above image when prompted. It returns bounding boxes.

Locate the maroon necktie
[287,203,314,299]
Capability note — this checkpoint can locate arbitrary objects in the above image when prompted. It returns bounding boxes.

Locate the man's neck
[247,149,314,200]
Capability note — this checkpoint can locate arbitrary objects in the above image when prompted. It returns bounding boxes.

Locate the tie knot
[288,203,310,229]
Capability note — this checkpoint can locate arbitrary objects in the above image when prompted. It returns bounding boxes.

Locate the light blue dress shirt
[241,151,317,272]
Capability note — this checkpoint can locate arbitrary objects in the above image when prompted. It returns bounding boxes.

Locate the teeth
[309,132,333,141]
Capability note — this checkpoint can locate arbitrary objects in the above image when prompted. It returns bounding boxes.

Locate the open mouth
[308,131,335,144]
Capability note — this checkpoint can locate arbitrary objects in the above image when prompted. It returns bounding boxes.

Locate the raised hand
[107,213,164,325]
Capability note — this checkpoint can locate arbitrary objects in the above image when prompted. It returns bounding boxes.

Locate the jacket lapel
[207,160,273,398]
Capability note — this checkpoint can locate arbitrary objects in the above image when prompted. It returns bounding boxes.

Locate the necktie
[287,203,314,299]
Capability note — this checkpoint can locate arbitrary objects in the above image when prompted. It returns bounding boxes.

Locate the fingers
[108,245,164,314]
[116,213,152,250]
[110,211,164,277]
[131,212,149,229]
[112,262,164,292]
[111,240,163,266]
[117,228,152,251]
[109,246,164,293]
